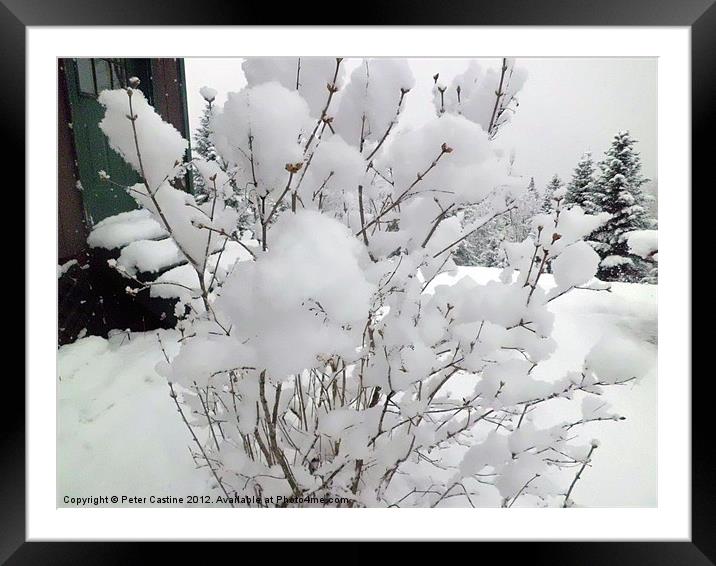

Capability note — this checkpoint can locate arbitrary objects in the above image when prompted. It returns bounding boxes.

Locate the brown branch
[303,58,343,154]
[258,371,302,498]
[432,206,514,259]
[168,382,234,507]
[487,58,508,137]
[563,443,598,507]
[356,146,451,237]
[365,87,410,162]
[358,185,370,248]
[421,203,455,248]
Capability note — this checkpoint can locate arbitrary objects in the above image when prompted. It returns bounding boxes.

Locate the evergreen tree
[565,152,600,214]
[591,130,649,282]
[192,100,217,195]
[511,176,540,242]
[454,206,510,268]
[194,103,217,161]
[542,174,563,212]
[455,178,540,268]
[192,88,256,236]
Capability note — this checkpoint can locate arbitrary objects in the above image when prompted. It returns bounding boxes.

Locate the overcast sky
[184,57,657,191]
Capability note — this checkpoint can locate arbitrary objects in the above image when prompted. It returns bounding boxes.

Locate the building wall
[58,60,88,262]
[58,58,192,344]
[151,58,192,191]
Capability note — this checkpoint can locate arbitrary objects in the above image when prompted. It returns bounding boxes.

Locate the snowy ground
[57,266,656,507]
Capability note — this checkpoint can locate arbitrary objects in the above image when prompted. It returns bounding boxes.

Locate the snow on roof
[117,238,183,276]
[88,209,168,250]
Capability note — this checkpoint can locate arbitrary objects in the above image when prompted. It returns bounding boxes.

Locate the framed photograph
[10,0,706,561]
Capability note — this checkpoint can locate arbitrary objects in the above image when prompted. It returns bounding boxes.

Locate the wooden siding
[151,59,188,136]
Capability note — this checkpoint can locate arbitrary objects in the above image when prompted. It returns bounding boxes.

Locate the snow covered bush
[441,61,534,269]
[96,59,653,508]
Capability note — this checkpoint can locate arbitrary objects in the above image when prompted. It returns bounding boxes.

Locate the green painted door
[64,58,154,225]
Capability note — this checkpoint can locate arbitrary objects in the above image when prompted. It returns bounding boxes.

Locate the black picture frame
[8,0,707,561]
